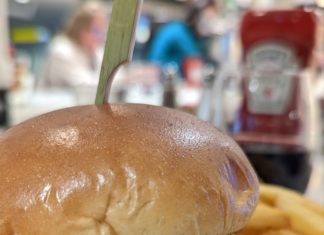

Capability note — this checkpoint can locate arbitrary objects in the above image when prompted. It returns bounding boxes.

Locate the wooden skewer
[95,0,143,105]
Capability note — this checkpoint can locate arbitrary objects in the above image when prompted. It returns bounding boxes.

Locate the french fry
[260,184,324,217]
[276,196,324,235]
[259,184,279,206]
[238,228,302,235]
[236,230,259,235]
[299,196,324,217]
[261,229,300,235]
[244,202,290,231]
[239,184,324,235]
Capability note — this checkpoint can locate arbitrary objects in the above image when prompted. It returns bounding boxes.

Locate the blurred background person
[146,0,219,72]
[41,1,107,88]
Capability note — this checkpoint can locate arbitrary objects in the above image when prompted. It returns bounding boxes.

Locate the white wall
[0,0,13,89]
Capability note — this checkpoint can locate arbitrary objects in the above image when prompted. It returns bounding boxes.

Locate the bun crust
[0,104,258,235]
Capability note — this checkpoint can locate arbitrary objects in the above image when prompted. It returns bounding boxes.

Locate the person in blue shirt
[147,1,218,71]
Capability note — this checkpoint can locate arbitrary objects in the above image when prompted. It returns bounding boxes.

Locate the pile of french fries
[237,184,324,235]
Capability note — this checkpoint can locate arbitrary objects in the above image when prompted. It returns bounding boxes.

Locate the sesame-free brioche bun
[0,104,259,235]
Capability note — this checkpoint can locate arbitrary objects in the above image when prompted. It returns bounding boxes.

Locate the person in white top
[42,1,106,88]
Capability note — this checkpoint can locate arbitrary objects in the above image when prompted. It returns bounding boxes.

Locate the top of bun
[0,104,258,235]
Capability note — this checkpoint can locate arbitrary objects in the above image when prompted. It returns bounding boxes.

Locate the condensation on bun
[0,104,259,235]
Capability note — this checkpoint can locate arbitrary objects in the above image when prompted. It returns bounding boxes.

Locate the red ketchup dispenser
[232,9,316,192]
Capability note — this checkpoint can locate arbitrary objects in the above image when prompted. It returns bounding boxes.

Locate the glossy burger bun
[0,104,259,235]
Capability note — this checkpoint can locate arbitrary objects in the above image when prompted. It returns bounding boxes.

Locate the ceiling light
[15,0,31,4]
